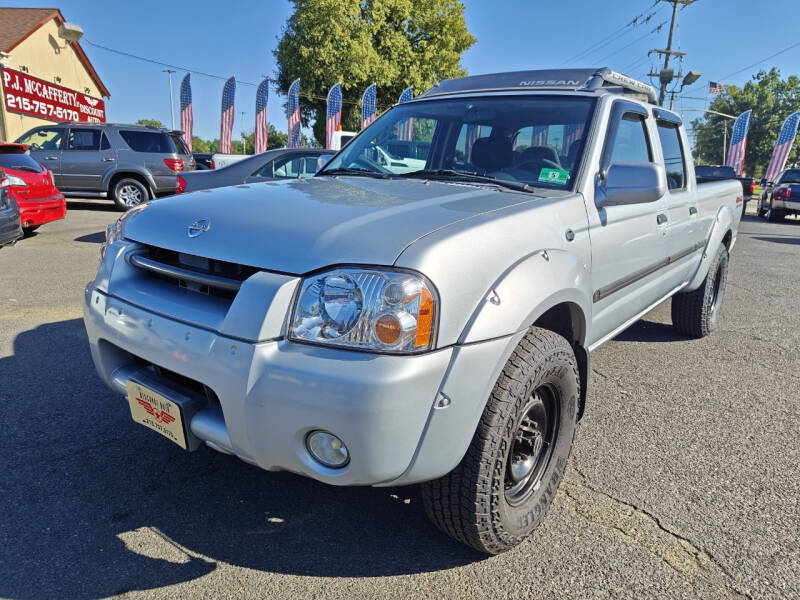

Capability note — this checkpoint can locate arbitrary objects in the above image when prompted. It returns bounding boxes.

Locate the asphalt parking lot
[1,199,798,600]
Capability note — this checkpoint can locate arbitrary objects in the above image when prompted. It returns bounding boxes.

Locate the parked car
[15,122,195,211]
[694,165,754,217]
[0,143,65,233]
[757,168,800,221]
[210,153,248,169]
[84,68,741,555]
[178,148,329,193]
[328,130,356,151]
[193,153,214,170]
[0,170,23,248]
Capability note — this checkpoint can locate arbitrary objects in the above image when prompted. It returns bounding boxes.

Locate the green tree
[692,69,800,177]
[135,118,165,128]
[274,0,475,145]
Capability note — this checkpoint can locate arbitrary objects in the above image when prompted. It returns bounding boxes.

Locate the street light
[669,70,702,110]
[163,69,176,130]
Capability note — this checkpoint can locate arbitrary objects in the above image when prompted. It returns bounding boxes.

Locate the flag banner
[179,73,193,152]
[396,86,414,141]
[708,81,723,94]
[326,83,342,149]
[361,83,377,129]
[532,125,548,147]
[254,78,269,154]
[764,111,800,182]
[726,109,752,176]
[287,78,301,148]
[220,77,236,154]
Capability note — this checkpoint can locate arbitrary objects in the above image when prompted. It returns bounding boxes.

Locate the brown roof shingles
[0,7,109,97]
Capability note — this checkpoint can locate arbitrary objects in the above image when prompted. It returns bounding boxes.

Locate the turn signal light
[415,286,434,347]
[163,158,185,172]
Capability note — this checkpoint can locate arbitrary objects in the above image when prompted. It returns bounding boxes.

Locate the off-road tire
[112,178,149,211]
[671,244,729,338]
[420,327,579,554]
[767,206,784,222]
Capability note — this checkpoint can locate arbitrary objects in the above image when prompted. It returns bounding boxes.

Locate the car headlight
[100,204,145,260]
[289,267,438,353]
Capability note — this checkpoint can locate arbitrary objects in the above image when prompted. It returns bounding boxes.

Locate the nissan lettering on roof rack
[85,67,742,555]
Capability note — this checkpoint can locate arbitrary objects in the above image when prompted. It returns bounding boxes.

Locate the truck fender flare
[458,248,592,346]
[684,205,733,292]
[103,168,157,194]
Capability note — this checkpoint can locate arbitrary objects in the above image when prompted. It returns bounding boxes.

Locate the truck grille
[128,244,259,300]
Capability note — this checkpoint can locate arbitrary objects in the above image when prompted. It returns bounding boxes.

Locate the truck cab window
[608,115,651,165]
[656,122,686,190]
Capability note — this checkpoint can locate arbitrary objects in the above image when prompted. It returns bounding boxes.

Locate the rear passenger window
[608,115,651,165]
[656,123,686,190]
[100,133,111,150]
[68,129,101,151]
[119,131,173,153]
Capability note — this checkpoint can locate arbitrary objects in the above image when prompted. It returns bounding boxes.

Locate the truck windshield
[320,95,595,190]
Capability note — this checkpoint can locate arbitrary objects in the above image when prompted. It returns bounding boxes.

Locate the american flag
[361,83,377,129]
[287,78,301,148]
[764,111,800,182]
[563,124,584,154]
[254,78,269,154]
[708,81,723,94]
[326,83,342,149]
[726,109,752,176]
[532,125,548,147]
[396,86,414,141]
[220,77,236,154]
[179,73,193,152]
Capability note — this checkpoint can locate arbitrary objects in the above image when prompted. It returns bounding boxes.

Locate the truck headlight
[289,267,438,353]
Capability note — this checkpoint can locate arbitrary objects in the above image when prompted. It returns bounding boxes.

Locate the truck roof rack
[419,68,658,105]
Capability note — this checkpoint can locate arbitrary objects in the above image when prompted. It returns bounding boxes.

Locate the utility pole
[649,0,695,106]
[240,111,247,154]
[163,69,176,130]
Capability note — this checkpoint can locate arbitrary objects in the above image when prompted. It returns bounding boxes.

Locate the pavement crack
[558,462,753,600]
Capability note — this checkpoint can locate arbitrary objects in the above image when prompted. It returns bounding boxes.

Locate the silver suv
[16,122,195,210]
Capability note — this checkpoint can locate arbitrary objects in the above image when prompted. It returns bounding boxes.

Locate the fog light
[306,430,349,468]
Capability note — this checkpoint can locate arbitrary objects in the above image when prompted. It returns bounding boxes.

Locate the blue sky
[8,0,800,143]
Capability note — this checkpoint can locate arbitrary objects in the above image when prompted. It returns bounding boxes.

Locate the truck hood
[122,177,543,274]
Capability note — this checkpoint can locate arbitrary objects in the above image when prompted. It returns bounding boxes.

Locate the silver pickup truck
[84,68,741,554]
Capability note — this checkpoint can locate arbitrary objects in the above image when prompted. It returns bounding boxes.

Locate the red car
[0,143,66,233]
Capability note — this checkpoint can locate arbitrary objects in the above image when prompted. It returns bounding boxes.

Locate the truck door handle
[689,206,698,215]
[44,156,58,160]
[102,157,115,162]
[656,213,668,224]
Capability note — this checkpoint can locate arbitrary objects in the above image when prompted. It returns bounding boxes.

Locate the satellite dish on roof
[57,23,84,44]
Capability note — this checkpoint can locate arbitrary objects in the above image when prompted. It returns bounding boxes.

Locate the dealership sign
[1,66,106,123]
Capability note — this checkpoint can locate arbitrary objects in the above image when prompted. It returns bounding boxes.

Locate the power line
[565,6,663,65]
[595,21,667,64]
[719,40,800,81]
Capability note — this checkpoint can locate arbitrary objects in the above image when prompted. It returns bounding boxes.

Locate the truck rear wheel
[421,327,579,554]
[671,244,729,338]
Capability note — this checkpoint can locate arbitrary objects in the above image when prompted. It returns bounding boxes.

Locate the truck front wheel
[671,244,729,338]
[421,327,579,554]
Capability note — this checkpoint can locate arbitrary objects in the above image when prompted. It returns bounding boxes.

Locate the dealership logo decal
[187,218,211,238]
[83,95,99,107]
[136,397,176,424]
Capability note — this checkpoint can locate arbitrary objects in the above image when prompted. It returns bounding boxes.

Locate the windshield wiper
[318,167,391,179]
[401,169,535,193]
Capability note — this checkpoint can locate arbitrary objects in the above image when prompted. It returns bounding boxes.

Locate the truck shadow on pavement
[0,319,481,600]
[612,318,690,343]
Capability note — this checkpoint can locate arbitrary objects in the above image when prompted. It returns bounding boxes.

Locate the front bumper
[17,194,66,227]
[84,283,463,485]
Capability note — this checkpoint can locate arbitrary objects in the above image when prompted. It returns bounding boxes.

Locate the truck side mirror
[596,163,666,207]
[316,154,334,173]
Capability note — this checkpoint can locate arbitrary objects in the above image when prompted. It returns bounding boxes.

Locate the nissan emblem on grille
[187,218,211,238]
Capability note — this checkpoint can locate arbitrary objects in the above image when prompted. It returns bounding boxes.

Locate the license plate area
[126,375,201,450]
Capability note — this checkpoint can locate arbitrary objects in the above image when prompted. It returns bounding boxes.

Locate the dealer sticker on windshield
[538,168,570,185]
